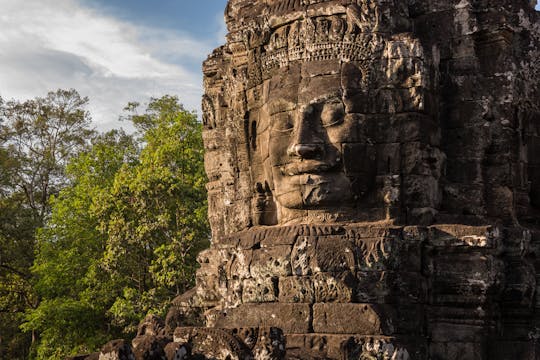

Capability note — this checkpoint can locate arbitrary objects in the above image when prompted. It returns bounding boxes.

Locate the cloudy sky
[1,1,539,130]
[0,0,227,130]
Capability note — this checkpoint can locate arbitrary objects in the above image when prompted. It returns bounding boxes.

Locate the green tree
[24,130,138,359]
[25,96,209,359]
[0,90,95,359]
[0,89,95,220]
[96,96,209,333]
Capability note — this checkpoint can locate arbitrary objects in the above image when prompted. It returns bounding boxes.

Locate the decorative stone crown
[256,4,384,74]
[260,34,383,75]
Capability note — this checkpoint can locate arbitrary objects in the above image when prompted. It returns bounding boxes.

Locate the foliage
[0,89,95,220]
[0,89,94,359]
[24,95,209,359]
[97,96,209,332]
[23,130,138,359]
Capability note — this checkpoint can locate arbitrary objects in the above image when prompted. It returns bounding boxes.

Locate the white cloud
[0,0,217,130]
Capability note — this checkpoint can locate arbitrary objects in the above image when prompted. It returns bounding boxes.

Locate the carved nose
[287,144,321,159]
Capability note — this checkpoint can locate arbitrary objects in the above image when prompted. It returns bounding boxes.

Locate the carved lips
[279,159,336,176]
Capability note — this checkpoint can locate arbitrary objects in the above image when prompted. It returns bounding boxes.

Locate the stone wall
[177,224,533,359]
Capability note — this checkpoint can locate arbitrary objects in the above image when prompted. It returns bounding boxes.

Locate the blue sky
[81,0,227,36]
[79,0,229,104]
[0,0,538,130]
[0,0,228,130]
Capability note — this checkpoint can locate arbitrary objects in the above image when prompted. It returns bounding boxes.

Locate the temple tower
[86,1,540,359]
[180,0,540,359]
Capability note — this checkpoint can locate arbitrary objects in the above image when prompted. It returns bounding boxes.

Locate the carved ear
[253,182,277,226]
[202,95,216,130]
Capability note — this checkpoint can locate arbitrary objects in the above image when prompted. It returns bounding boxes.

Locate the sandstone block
[355,271,427,304]
[259,226,300,247]
[213,304,311,334]
[278,275,316,303]
[291,236,318,276]
[99,340,134,360]
[286,334,424,360]
[428,225,501,249]
[428,253,504,305]
[312,304,389,335]
[228,249,253,280]
[163,342,191,360]
[250,245,292,278]
[311,236,357,273]
[172,327,249,360]
[131,335,168,360]
[278,272,355,304]
[312,303,423,335]
[428,323,487,343]
[242,277,278,303]
[354,237,422,272]
[428,342,484,360]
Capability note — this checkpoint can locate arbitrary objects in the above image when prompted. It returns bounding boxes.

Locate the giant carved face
[203,5,442,232]
[259,62,374,214]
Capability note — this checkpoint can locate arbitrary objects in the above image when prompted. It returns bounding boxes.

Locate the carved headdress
[224,0,416,79]
[202,0,434,237]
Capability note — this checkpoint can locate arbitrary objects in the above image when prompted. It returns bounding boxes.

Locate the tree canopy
[0,92,209,359]
[0,89,95,359]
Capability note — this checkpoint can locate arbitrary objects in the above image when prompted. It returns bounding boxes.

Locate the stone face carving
[204,0,540,238]
[205,0,446,234]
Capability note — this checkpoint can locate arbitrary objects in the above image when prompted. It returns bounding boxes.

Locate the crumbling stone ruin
[77,0,540,359]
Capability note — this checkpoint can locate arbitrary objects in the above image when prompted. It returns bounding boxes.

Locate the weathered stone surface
[204,0,540,235]
[163,342,190,360]
[353,236,422,272]
[354,271,427,304]
[312,303,423,335]
[250,245,292,278]
[428,342,485,360]
[131,335,168,360]
[312,303,392,335]
[95,0,540,358]
[488,340,540,360]
[166,289,205,334]
[173,327,251,360]
[212,304,311,334]
[278,272,355,304]
[137,315,166,338]
[252,327,287,360]
[171,327,285,360]
[99,340,134,360]
[285,334,423,360]
[242,276,278,303]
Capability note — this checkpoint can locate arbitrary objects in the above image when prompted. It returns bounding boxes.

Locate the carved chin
[274,174,353,209]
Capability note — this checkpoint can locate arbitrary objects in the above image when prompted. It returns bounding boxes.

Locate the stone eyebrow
[303,91,343,106]
[267,99,296,114]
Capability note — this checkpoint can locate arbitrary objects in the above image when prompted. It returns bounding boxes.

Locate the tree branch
[0,264,30,279]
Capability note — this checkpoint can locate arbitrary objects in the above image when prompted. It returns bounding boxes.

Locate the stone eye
[272,112,294,132]
[321,101,345,127]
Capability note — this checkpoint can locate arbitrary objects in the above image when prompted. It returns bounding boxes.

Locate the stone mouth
[280,160,336,176]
